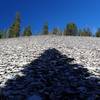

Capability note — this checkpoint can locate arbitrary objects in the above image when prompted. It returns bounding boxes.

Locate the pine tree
[0,30,6,39]
[9,12,21,38]
[64,23,78,36]
[96,28,100,37]
[52,27,62,35]
[0,30,3,39]
[23,26,32,36]
[42,22,49,35]
[79,28,92,36]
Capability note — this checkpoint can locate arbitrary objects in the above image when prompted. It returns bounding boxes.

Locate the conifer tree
[64,23,78,36]
[52,27,62,35]
[9,12,21,38]
[96,28,100,37]
[42,22,49,35]
[0,30,3,39]
[0,30,6,39]
[23,26,32,36]
[79,28,92,36]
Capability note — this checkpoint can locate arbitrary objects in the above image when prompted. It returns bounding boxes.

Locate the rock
[0,36,100,99]
[96,67,100,73]
[77,86,87,93]
[27,95,42,100]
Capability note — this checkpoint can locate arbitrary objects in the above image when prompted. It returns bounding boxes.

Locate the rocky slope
[0,36,100,100]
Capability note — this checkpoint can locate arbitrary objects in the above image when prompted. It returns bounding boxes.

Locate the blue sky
[0,0,100,34]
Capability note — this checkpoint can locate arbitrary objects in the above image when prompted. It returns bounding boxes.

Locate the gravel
[0,35,100,100]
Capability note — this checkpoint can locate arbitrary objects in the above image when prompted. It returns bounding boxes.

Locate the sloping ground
[0,36,100,100]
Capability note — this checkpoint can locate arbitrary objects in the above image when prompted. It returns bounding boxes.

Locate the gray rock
[28,95,42,100]
[0,36,100,99]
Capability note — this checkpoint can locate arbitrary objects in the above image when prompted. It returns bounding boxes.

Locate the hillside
[0,36,100,100]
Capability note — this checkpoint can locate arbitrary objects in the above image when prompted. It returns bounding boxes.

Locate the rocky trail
[0,36,100,100]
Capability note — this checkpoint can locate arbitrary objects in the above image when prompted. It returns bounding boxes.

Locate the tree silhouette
[42,22,49,35]
[8,12,21,38]
[23,26,32,36]
[64,23,78,36]
[96,28,100,37]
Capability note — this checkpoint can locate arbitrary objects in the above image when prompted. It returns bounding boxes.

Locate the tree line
[0,12,32,39]
[43,23,100,37]
[0,12,100,39]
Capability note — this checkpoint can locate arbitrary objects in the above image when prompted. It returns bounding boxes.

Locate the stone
[27,95,42,100]
[0,36,100,99]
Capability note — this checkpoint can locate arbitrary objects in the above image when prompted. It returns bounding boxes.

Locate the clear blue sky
[0,0,100,34]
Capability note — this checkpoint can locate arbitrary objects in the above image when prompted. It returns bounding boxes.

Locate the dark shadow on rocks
[0,48,100,100]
